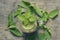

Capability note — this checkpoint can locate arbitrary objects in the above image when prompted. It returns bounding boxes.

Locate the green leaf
[33,4,45,17]
[8,13,12,26]
[38,31,51,40]
[22,19,29,25]
[22,1,30,6]
[19,1,30,9]
[17,14,30,26]
[29,15,36,22]
[10,27,23,37]
[44,31,51,40]
[17,15,26,22]
[9,25,15,28]
[14,7,22,17]
[8,13,16,27]
[24,9,31,18]
[38,33,46,40]
[38,12,49,27]
[49,9,59,19]
[41,12,49,22]
[40,25,51,35]
[8,12,23,37]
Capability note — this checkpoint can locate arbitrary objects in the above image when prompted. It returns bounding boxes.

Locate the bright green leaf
[22,19,29,25]
[49,9,59,19]
[24,9,31,18]
[9,25,16,28]
[14,7,22,17]
[29,15,36,22]
[17,15,26,22]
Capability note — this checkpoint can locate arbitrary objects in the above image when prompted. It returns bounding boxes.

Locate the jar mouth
[20,21,37,33]
[22,25,34,30]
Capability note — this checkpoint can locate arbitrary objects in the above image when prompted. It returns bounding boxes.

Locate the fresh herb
[8,0,59,40]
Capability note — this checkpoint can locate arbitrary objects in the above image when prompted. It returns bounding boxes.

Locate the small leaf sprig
[8,0,59,40]
[8,12,23,37]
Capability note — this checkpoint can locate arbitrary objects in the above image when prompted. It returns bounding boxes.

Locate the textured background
[0,0,60,40]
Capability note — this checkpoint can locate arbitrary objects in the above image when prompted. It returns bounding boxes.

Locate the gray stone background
[0,0,60,40]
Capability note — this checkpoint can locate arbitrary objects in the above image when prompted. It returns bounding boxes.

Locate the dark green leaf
[22,1,30,6]
[10,27,23,37]
[49,9,59,19]
[8,13,23,37]
[38,30,51,40]
[19,1,30,9]
[8,13,15,27]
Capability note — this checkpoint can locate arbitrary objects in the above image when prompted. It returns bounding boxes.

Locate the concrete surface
[0,0,60,40]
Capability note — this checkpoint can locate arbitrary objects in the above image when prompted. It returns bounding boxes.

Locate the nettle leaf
[40,25,51,35]
[10,27,23,37]
[38,33,46,40]
[9,25,16,28]
[22,11,36,25]
[14,7,22,17]
[49,9,59,19]
[33,4,45,17]
[29,6,36,13]
[38,12,49,27]
[8,13,16,27]
[19,1,30,9]
[8,13,23,37]
[41,11,49,22]
[38,30,51,40]
[24,10,31,18]
[17,15,26,22]
[8,13,13,26]
[29,15,36,22]
[8,1,58,39]
[44,31,51,40]
[22,1,30,6]
[8,13,13,21]
[22,19,29,25]
[17,14,29,26]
